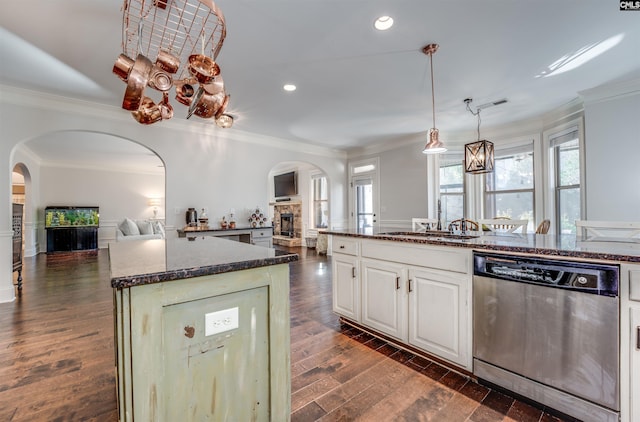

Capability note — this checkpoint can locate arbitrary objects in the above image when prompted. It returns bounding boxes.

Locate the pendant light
[463,98,494,173]
[421,43,447,154]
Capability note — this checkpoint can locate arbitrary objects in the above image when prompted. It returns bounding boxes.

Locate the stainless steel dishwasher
[473,252,619,422]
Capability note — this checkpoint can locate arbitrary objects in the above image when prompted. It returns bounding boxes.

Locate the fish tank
[45,206,99,228]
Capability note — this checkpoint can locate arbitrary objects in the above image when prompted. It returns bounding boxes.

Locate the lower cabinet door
[361,259,407,342]
[631,307,640,422]
[332,253,360,321]
[408,268,470,369]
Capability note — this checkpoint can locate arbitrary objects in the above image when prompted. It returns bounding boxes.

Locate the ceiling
[2,0,640,160]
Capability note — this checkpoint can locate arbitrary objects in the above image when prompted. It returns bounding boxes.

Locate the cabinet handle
[408,279,412,293]
[352,267,356,278]
[339,245,345,249]
[396,276,400,290]
[637,326,640,350]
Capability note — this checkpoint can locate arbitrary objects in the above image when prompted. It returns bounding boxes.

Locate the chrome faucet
[436,199,442,231]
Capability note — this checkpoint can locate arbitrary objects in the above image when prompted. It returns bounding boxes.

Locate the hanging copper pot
[214,94,230,120]
[188,54,220,84]
[131,96,162,125]
[122,54,153,111]
[159,92,173,120]
[202,74,225,95]
[175,82,196,106]
[193,90,225,119]
[155,50,180,74]
[113,53,135,82]
[148,67,173,92]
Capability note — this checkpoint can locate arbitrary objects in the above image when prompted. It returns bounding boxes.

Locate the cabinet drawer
[630,270,640,302]
[361,240,470,274]
[252,229,272,239]
[332,237,359,256]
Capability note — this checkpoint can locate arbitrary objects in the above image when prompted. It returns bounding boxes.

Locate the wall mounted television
[274,171,297,198]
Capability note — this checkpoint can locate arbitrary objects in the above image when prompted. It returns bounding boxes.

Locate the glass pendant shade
[464,139,494,173]
[422,128,447,154]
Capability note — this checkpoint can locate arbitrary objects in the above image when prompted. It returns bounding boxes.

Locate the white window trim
[309,171,329,229]
[542,117,585,234]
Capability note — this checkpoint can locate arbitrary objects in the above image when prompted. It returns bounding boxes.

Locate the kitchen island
[109,236,297,422]
[324,227,640,422]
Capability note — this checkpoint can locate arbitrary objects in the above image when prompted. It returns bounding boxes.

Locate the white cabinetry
[361,259,407,341]
[621,264,640,422]
[331,237,360,322]
[331,236,472,371]
[408,267,468,366]
[251,228,273,248]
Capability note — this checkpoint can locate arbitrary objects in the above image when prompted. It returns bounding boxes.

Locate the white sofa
[116,218,165,242]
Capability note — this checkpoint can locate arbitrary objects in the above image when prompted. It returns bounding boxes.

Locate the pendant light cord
[465,99,482,141]
[429,52,436,129]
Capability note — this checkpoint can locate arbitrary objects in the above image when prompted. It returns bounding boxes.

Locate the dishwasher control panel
[473,252,619,296]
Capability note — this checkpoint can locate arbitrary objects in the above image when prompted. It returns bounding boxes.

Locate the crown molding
[0,84,347,160]
[579,77,640,104]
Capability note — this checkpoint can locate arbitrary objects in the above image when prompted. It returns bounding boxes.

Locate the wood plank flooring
[0,247,572,421]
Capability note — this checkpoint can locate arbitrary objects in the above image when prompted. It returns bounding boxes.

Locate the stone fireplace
[272,202,301,246]
[280,213,294,237]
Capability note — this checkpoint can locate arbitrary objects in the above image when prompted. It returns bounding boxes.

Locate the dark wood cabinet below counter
[46,227,98,253]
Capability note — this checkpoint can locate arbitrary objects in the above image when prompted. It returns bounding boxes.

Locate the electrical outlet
[205,307,239,336]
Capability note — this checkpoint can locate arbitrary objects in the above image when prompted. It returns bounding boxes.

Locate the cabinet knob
[339,245,345,249]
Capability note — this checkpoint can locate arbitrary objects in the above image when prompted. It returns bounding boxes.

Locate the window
[484,143,535,230]
[311,175,329,228]
[551,128,581,234]
[439,154,464,225]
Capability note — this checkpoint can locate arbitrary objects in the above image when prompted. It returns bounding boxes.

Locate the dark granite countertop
[109,236,297,289]
[324,227,640,263]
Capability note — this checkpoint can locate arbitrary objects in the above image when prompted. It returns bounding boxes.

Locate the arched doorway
[268,161,330,249]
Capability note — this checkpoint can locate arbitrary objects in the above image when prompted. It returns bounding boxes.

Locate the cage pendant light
[463,98,494,173]
[421,43,447,154]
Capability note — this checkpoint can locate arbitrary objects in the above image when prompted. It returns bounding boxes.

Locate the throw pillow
[119,217,140,236]
[137,220,154,235]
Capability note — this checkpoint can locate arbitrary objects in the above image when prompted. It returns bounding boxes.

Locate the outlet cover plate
[205,307,239,336]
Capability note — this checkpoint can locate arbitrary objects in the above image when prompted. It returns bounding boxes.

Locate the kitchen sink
[379,231,480,240]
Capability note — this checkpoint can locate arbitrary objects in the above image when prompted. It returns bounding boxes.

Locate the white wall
[38,166,164,249]
[1,87,348,303]
[347,137,430,228]
[582,82,640,221]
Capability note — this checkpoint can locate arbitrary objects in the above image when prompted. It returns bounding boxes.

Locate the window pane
[441,194,463,225]
[440,164,463,193]
[486,153,534,191]
[485,192,534,222]
[559,187,580,234]
[314,201,329,228]
[558,139,580,186]
[313,177,328,200]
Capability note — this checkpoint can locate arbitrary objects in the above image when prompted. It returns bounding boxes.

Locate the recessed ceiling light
[374,16,394,31]
[283,84,297,92]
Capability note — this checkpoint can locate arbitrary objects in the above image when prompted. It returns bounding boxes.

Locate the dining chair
[478,218,528,234]
[412,218,438,231]
[575,220,640,241]
[535,219,551,234]
[448,218,479,231]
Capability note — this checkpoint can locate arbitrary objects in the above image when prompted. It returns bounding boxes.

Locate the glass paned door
[354,177,375,231]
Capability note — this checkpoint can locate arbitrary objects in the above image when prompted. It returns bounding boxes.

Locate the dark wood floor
[0,247,570,421]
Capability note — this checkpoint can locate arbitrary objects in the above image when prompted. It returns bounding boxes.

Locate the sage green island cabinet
[109,237,297,422]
